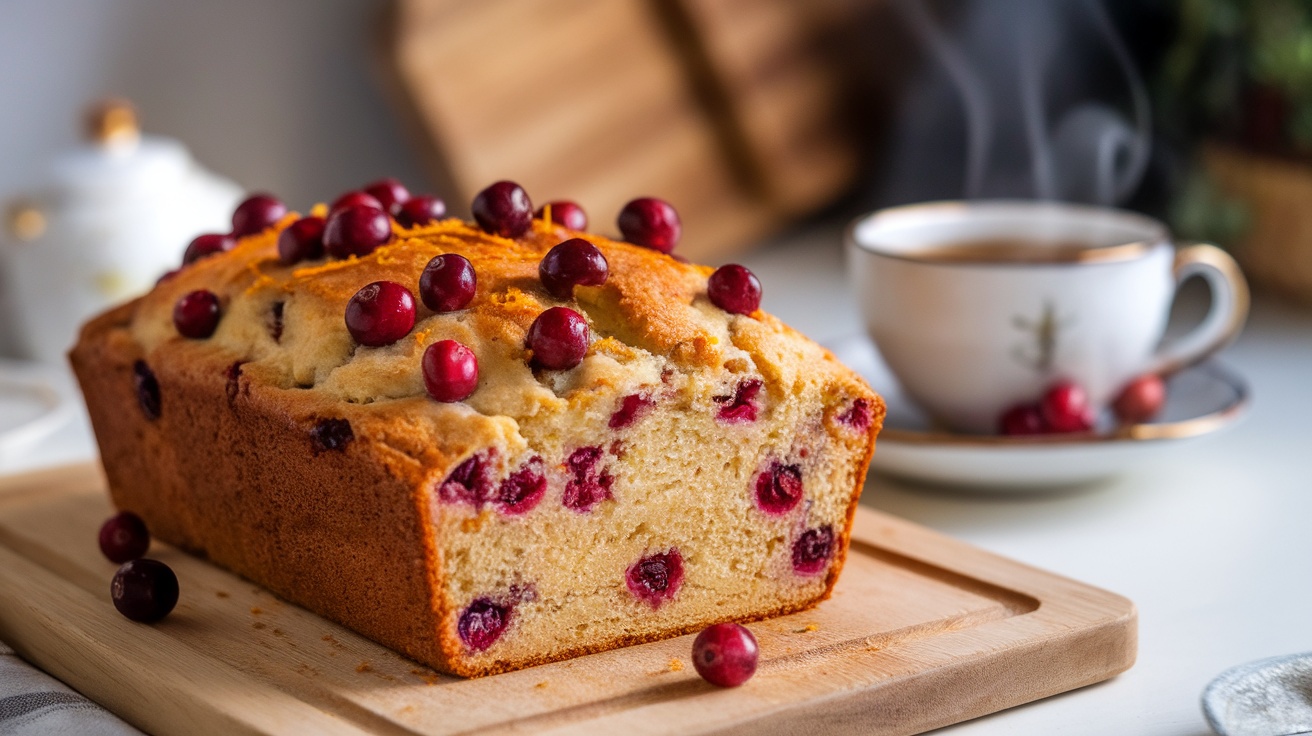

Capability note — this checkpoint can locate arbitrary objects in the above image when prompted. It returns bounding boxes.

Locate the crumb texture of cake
[71,190,883,677]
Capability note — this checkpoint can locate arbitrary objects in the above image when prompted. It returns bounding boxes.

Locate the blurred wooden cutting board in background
[383,0,867,260]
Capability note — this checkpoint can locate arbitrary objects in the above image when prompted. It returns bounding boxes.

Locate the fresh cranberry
[133,361,160,420]
[617,197,681,253]
[837,398,873,432]
[329,190,384,215]
[182,233,234,265]
[1041,382,1095,433]
[310,418,353,453]
[99,511,150,564]
[268,301,285,343]
[111,558,179,623]
[792,526,834,575]
[173,290,221,339]
[422,340,478,402]
[692,623,759,687]
[609,393,654,429]
[458,598,509,652]
[707,264,762,315]
[472,180,532,238]
[998,403,1046,435]
[345,281,415,346]
[714,379,763,423]
[754,462,803,515]
[527,307,589,370]
[156,269,180,285]
[536,200,588,230]
[496,457,547,515]
[396,195,447,228]
[1113,374,1166,424]
[563,446,613,512]
[418,254,476,312]
[540,238,608,299]
[277,216,326,264]
[324,204,393,258]
[440,453,495,506]
[626,549,684,608]
[363,178,410,214]
[231,194,287,238]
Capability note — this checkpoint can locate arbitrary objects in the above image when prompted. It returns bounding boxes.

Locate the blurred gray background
[0,0,427,210]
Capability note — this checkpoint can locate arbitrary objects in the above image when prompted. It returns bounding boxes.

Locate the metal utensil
[1203,652,1312,736]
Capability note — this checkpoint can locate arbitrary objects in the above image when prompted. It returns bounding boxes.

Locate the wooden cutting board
[380,0,870,259]
[0,463,1135,735]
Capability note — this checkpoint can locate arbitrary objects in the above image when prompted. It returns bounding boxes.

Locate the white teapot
[2,100,243,363]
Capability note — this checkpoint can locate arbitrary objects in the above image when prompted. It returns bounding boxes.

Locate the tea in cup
[846,201,1249,434]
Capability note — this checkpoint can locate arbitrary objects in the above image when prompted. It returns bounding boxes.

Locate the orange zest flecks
[232,213,298,256]
[291,257,358,280]
[374,250,408,267]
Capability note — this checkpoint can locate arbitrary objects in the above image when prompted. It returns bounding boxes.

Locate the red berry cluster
[999,381,1095,435]
[178,180,449,274]
[343,269,479,403]
[171,181,448,341]
[97,512,179,623]
[998,374,1167,436]
[170,178,768,405]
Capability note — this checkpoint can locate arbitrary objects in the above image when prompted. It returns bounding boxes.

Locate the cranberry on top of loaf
[83,180,882,676]
[133,185,870,435]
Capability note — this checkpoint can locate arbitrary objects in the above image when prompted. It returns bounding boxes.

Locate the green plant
[1161,0,1312,151]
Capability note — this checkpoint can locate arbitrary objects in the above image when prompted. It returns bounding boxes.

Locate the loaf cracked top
[128,203,869,433]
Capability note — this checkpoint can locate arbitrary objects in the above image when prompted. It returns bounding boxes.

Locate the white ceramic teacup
[846,201,1250,434]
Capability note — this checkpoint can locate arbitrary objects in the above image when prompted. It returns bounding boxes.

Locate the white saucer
[0,368,70,459]
[827,334,1250,491]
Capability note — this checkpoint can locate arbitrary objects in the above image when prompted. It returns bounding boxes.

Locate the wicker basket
[1205,142,1312,304]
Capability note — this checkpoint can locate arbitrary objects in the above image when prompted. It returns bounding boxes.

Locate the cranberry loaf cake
[71,181,883,677]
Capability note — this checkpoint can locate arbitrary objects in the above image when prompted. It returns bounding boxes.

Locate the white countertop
[4,224,1308,735]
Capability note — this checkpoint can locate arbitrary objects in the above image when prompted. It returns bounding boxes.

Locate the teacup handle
[1148,243,1250,375]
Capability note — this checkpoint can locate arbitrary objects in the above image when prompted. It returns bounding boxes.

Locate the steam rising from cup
[894,0,1151,206]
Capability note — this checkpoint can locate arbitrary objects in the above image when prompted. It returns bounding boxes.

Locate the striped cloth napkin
[0,638,140,735]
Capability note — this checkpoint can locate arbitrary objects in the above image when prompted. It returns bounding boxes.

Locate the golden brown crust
[70,322,456,669]
[73,213,883,677]
[825,393,884,606]
[132,218,738,383]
